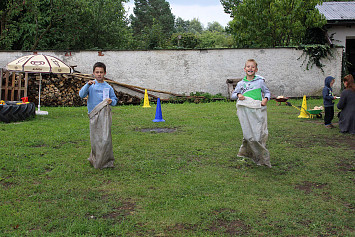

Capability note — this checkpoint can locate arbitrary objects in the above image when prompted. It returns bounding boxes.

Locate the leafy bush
[168,92,228,103]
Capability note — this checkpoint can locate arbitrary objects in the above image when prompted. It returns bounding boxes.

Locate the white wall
[0,48,343,98]
[327,25,355,49]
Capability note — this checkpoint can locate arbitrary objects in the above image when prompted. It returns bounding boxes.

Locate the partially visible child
[322,76,336,128]
[231,59,271,168]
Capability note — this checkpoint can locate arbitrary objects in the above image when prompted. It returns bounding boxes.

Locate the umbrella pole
[35,73,48,115]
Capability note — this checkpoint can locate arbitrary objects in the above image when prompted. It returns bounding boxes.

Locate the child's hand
[238,94,245,100]
[261,98,268,106]
[107,99,112,105]
[88,80,95,85]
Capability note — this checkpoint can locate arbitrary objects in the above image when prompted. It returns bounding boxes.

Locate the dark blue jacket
[322,76,335,107]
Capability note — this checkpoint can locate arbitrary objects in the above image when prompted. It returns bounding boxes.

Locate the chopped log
[25,73,141,106]
[2,70,208,106]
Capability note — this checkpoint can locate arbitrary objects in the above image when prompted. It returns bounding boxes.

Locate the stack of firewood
[27,73,141,106]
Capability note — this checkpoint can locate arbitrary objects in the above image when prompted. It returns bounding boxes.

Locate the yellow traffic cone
[143,89,151,108]
[298,95,309,118]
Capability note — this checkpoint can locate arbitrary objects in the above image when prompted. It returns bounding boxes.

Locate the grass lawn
[0,98,354,236]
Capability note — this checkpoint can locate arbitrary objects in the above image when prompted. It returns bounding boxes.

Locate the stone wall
[0,47,343,99]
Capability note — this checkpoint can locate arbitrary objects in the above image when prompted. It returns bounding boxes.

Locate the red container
[21,97,28,103]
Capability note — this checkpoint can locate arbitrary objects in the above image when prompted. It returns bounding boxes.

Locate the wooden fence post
[0,70,28,101]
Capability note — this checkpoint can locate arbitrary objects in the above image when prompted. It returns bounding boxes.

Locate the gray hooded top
[231,75,270,101]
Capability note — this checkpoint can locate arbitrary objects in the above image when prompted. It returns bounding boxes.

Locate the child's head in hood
[325,76,335,88]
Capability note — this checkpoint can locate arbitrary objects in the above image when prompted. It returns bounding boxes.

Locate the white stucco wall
[327,25,355,49]
[0,48,343,98]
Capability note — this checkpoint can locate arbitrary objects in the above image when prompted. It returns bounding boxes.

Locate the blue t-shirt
[79,80,118,113]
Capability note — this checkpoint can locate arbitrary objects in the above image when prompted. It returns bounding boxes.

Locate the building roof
[316,2,355,22]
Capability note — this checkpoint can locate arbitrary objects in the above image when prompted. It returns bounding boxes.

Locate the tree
[0,0,24,49]
[74,0,129,50]
[0,0,87,50]
[0,0,130,50]
[198,30,234,49]
[188,18,203,34]
[228,0,326,48]
[220,0,242,17]
[170,32,200,49]
[207,22,224,33]
[139,19,168,49]
[175,17,190,33]
[130,0,174,49]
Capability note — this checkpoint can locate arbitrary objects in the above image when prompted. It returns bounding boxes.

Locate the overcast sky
[124,0,232,27]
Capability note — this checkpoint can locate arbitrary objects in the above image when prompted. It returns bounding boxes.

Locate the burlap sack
[237,98,271,167]
[87,99,114,169]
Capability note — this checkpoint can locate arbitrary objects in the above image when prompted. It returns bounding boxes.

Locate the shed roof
[316,2,355,21]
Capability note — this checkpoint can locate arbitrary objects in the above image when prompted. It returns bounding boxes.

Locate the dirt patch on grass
[0,180,15,189]
[297,219,313,227]
[0,175,15,189]
[295,181,327,194]
[29,142,47,147]
[207,208,251,236]
[337,158,355,172]
[344,202,355,213]
[165,223,199,233]
[102,199,136,219]
[139,127,177,133]
[163,208,251,236]
[52,139,87,149]
[208,219,250,236]
[288,135,355,150]
[273,162,305,175]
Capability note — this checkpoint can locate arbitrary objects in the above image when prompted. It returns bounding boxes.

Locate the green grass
[0,99,354,236]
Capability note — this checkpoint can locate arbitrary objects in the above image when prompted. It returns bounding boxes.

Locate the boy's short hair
[245,59,258,68]
[93,62,106,73]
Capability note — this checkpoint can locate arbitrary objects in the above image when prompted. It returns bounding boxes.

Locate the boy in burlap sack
[79,62,118,169]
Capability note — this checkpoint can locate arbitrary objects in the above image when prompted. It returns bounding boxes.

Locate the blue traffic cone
[153,98,165,122]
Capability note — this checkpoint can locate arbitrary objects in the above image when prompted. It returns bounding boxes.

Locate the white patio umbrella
[6,54,72,115]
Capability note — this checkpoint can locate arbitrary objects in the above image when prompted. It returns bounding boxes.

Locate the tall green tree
[207,22,224,33]
[175,17,190,33]
[199,30,234,48]
[1,0,87,50]
[130,0,174,49]
[0,0,24,49]
[227,0,326,48]
[0,0,130,50]
[220,0,242,17]
[74,0,129,50]
[174,18,205,34]
[170,32,200,49]
[188,18,204,34]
